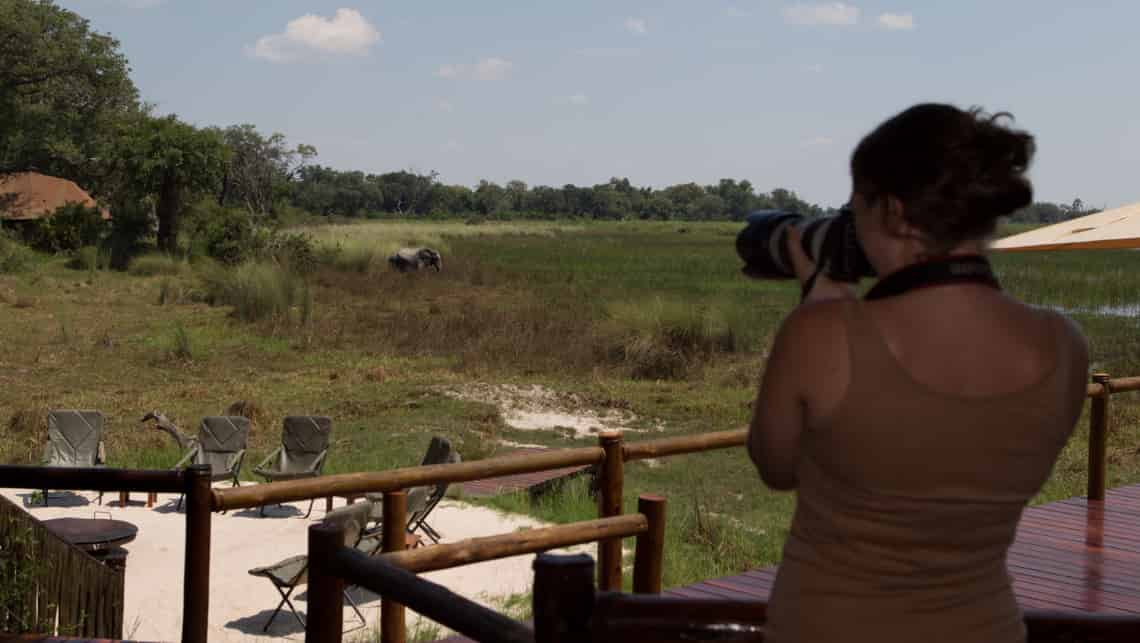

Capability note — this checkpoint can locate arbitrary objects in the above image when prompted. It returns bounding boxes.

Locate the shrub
[183,200,259,265]
[200,260,305,322]
[103,198,155,271]
[0,231,36,274]
[21,203,109,252]
[259,231,319,275]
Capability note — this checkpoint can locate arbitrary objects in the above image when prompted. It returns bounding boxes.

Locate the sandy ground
[2,485,593,642]
[443,384,657,438]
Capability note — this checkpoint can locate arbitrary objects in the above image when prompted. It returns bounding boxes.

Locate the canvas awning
[0,171,111,221]
[993,201,1140,252]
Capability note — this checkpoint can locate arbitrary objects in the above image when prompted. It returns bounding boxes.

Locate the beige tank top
[765,299,1083,643]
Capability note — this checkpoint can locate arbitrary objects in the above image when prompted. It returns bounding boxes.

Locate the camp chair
[253,416,332,518]
[41,410,107,506]
[247,501,372,632]
[174,416,250,511]
[365,436,460,544]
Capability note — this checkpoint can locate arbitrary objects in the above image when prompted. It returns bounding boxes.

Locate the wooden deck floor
[671,483,1140,613]
[433,484,1140,641]
[459,448,596,498]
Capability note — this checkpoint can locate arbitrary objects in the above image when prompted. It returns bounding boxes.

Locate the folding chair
[365,436,460,544]
[41,410,107,505]
[253,415,332,518]
[248,501,373,632]
[174,416,250,511]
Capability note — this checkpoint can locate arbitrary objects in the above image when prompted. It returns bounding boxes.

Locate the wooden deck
[671,483,1140,614]
[432,484,1140,641]
[460,448,596,498]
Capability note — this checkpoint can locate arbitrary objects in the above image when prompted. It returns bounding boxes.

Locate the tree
[109,113,227,251]
[0,0,139,184]
[215,123,315,218]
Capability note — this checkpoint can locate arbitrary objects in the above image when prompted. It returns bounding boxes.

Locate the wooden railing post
[597,431,625,591]
[182,465,211,643]
[1089,372,1111,501]
[633,495,666,594]
[381,490,408,643]
[533,553,596,643]
[306,522,346,643]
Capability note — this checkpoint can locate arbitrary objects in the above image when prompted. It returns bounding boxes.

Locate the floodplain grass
[2,220,1140,595]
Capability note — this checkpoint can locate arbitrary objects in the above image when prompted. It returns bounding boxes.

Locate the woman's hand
[787,226,859,304]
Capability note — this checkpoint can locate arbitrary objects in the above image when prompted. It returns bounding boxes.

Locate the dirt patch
[443,383,657,438]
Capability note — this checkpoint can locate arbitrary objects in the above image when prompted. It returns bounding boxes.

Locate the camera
[735,206,876,283]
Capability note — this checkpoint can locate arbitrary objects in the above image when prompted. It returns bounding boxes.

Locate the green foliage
[0,229,36,273]
[102,197,154,271]
[0,0,139,178]
[66,245,104,272]
[0,524,56,634]
[183,200,257,265]
[199,260,306,322]
[20,203,108,252]
[170,323,193,361]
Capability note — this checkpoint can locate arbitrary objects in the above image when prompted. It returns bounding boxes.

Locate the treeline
[0,0,1100,263]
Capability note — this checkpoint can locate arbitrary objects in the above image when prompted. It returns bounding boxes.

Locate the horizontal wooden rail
[591,593,767,643]
[1087,375,1140,396]
[314,542,531,643]
[0,465,186,494]
[623,429,746,462]
[379,513,648,574]
[214,446,604,511]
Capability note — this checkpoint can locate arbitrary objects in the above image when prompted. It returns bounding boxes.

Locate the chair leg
[264,585,305,632]
[418,520,443,544]
[304,497,315,519]
[177,493,184,512]
[41,489,48,506]
[343,588,367,631]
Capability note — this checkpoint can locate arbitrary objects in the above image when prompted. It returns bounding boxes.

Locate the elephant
[388,247,442,273]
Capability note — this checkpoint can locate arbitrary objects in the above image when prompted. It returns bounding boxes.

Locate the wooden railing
[1,372,1136,642]
[303,497,668,643]
[0,466,212,643]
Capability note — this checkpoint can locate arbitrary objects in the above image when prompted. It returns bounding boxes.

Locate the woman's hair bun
[851,103,1037,248]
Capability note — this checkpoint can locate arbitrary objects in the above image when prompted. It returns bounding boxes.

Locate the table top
[42,517,138,551]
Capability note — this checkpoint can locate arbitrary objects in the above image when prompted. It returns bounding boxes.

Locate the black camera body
[735,206,877,283]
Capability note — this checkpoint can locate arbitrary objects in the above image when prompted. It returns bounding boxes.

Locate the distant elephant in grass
[388,247,442,273]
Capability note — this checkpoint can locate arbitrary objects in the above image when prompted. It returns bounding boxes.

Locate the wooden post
[1089,373,1111,501]
[533,553,596,643]
[381,490,408,643]
[306,522,346,643]
[597,431,625,591]
[182,465,211,643]
[633,495,666,594]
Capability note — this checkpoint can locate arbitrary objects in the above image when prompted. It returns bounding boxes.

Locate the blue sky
[62,1,1140,209]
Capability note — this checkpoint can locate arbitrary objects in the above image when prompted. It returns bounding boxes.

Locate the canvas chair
[253,416,332,518]
[364,436,460,544]
[174,416,250,511]
[41,410,107,506]
[247,501,372,632]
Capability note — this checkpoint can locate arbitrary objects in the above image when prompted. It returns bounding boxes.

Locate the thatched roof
[0,172,111,221]
[993,202,1140,252]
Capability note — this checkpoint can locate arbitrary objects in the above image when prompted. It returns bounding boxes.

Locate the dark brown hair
[850,103,1035,248]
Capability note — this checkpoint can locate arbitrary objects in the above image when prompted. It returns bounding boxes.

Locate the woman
[748,103,1089,642]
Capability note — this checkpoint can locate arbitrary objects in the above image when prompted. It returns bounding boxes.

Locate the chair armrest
[228,449,247,476]
[42,441,54,465]
[97,441,107,466]
[173,446,198,470]
[253,447,282,475]
[308,449,329,475]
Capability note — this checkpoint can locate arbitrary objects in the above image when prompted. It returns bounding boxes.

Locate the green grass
[2,220,1140,595]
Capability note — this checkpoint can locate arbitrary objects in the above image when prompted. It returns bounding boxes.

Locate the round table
[42,518,138,571]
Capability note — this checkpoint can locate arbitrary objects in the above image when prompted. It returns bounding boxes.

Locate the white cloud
[782,3,859,26]
[878,12,915,30]
[575,47,641,58]
[805,63,825,73]
[435,57,513,81]
[624,17,648,35]
[249,9,381,63]
[438,100,455,113]
[801,136,834,147]
[725,7,751,18]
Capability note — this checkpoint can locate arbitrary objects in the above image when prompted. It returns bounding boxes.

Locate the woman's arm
[748,309,811,490]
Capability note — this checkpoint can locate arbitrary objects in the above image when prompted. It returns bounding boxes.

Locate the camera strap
[864,255,1000,301]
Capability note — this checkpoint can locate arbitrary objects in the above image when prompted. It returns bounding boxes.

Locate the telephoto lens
[735,206,876,282]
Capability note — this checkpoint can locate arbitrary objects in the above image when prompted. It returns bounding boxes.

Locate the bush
[65,245,106,271]
[21,203,109,252]
[0,231,36,274]
[200,260,306,322]
[184,200,259,265]
[259,231,319,275]
[103,198,155,271]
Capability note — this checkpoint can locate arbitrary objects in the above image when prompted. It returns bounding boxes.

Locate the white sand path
[1,486,593,642]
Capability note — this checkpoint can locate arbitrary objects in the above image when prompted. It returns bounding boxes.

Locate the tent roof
[0,172,111,221]
[993,202,1140,252]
